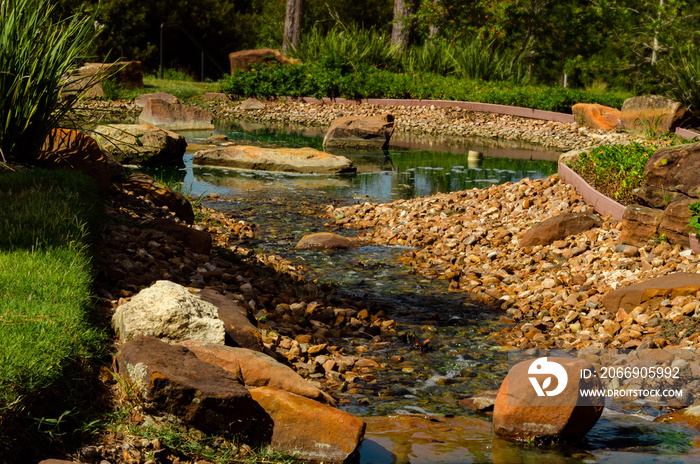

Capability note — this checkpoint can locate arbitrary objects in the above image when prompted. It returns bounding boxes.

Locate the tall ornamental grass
[0,0,98,161]
[667,46,700,116]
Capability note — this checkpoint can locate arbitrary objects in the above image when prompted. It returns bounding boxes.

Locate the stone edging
[558,162,626,220]
[676,127,700,140]
[286,97,576,124]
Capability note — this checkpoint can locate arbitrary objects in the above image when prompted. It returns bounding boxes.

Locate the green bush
[0,0,98,161]
[222,62,625,113]
[0,169,105,458]
[667,46,700,116]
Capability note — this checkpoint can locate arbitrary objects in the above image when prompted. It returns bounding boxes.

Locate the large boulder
[602,272,700,313]
[572,103,621,131]
[139,100,215,131]
[618,204,665,246]
[296,232,358,250]
[122,173,194,223]
[323,114,396,150]
[493,356,604,442]
[37,129,112,192]
[147,218,213,255]
[193,146,356,174]
[644,142,700,199]
[239,97,267,110]
[134,92,178,108]
[249,387,365,463]
[229,49,298,74]
[620,95,687,134]
[91,124,186,165]
[111,280,225,344]
[197,289,262,350]
[116,336,259,432]
[518,213,602,248]
[63,61,144,98]
[181,340,335,404]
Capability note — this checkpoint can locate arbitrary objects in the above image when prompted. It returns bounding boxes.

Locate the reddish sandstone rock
[618,204,664,246]
[134,92,178,108]
[249,387,365,462]
[644,142,700,199]
[572,103,621,131]
[116,336,259,433]
[147,218,212,255]
[181,340,335,404]
[620,95,687,134]
[37,129,112,192]
[197,289,262,351]
[229,49,298,74]
[296,232,358,250]
[63,61,143,98]
[519,213,601,248]
[122,173,194,223]
[602,272,700,313]
[323,114,396,150]
[493,357,604,442]
[658,197,695,247]
[139,100,214,131]
[91,123,186,165]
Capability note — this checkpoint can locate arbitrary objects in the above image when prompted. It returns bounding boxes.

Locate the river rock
[37,128,112,191]
[519,213,602,248]
[134,92,178,108]
[139,99,215,131]
[147,218,212,255]
[295,232,358,250]
[602,272,700,313]
[181,340,335,404]
[91,124,186,165]
[323,114,396,150]
[620,95,687,134]
[122,172,194,223]
[493,356,604,442]
[111,280,225,344]
[249,386,365,462]
[116,336,259,432]
[229,49,298,74]
[193,145,355,174]
[198,289,262,351]
[572,103,621,131]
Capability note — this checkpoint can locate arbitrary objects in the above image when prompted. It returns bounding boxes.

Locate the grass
[0,169,105,460]
[106,73,223,101]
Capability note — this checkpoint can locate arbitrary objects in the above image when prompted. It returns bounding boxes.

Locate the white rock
[112,280,225,344]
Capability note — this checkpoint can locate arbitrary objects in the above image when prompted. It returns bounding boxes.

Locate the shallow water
[143,121,700,463]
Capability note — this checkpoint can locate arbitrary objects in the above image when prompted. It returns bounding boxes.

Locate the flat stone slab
[602,272,700,312]
[296,232,358,250]
[323,114,396,150]
[193,145,356,174]
[197,289,262,350]
[91,124,186,165]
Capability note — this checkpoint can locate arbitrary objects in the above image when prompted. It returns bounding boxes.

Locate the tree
[392,0,416,51]
[283,0,305,52]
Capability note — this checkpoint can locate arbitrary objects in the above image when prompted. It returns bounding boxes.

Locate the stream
[141,121,700,463]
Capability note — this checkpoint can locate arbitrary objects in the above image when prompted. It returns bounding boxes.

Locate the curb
[558,162,626,220]
[286,97,576,124]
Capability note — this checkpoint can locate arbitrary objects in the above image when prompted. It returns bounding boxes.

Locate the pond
[139,121,700,463]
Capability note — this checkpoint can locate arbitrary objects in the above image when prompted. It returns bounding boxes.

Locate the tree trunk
[392,0,414,51]
[282,0,304,53]
[651,0,664,65]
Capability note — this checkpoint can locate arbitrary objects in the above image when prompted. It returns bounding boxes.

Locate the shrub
[0,0,98,161]
[667,46,700,116]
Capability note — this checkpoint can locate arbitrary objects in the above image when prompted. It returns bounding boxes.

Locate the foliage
[666,45,700,116]
[0,0,98,160]
[570,142,659,204]
[0,169,105,459]
[222,62,625,112]
[103,74,221,101]
[689,201,700,236]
